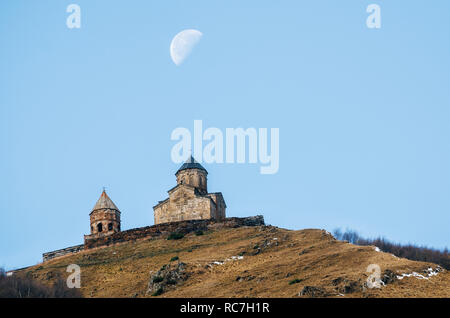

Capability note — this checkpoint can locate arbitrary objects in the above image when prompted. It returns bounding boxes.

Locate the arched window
[97,223,103,232]
[108,223,113,231]
[91,226,93,232]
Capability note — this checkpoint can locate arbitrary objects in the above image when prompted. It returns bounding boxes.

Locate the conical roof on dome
[91,190,120,212]
[176,156,207,174]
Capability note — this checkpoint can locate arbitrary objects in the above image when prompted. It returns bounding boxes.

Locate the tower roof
[91,190,120,212]
[176,156,207,174]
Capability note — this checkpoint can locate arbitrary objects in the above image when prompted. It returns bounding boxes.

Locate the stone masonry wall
[176,169,207,193]
[42,216,265,262]
[154,185,214,224]
[84,215,265,249]
[208,193,226,220]
[89,208,120,235]
[42,244,85,262]
[157,196,214,224]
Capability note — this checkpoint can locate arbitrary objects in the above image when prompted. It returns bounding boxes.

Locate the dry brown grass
[22,226,450,298]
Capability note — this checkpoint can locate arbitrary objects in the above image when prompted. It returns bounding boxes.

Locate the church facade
[153,156,226,224]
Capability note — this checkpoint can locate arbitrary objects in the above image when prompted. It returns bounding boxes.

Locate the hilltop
[20,225,450,298]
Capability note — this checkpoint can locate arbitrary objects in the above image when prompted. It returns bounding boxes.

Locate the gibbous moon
[170,29,203,66]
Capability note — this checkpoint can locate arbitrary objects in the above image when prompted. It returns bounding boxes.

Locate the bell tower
[89,190,121,237]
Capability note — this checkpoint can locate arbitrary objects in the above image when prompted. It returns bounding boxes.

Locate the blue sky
[1,1,449,270]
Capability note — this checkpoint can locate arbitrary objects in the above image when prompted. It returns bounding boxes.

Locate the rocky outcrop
[299,286,328,297]
[146,261,188,296]
[331,277,363,294]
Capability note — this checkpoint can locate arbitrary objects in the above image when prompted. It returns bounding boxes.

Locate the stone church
[84,156,226,242]
[153,156,226,224]
[43,158,262,262]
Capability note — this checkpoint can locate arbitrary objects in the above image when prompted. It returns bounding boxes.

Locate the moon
[170,29,203,66]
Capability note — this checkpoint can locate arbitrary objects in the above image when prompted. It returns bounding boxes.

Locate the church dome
[176,156,207,175]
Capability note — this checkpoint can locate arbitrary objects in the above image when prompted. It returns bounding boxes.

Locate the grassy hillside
[21,225,450,298]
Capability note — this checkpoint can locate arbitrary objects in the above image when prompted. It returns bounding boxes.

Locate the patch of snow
[425,267,442,277]
[209,255,244,267]
[397,272,427,280]
[374,247,381,252]
[6,272,13,277]
[396,267,442,280]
